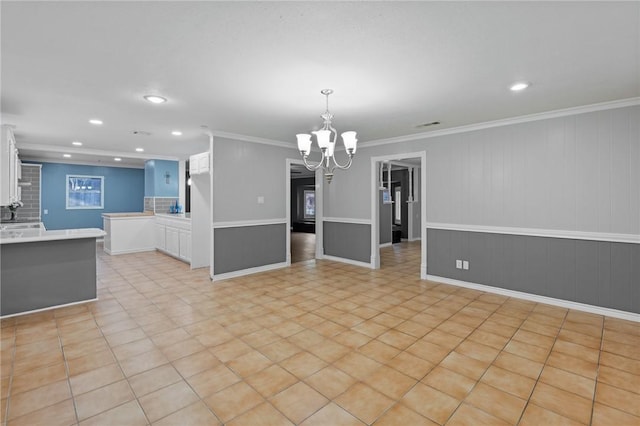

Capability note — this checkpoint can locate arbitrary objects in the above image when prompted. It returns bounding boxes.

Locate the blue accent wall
[38,162,144,230]
[144,160,178,197]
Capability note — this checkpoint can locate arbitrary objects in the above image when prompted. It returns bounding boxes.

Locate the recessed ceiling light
[510,82,530,91]
[114,157,122,162]
[63,154,71,158]
[72,141,83,146]
[171,130,182,136]
[144,95,167,104]
[89,119,103,125]
[135,148,144,152]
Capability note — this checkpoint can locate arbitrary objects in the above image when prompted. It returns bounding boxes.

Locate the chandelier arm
[330,151,354,170]
[301,149,327,171]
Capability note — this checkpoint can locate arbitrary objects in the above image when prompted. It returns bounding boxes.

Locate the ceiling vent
[132,130,152,136]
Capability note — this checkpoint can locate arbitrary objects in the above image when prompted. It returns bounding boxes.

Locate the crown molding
[360,97,640,149]
[16,143,178,161]
[210,131,296,150]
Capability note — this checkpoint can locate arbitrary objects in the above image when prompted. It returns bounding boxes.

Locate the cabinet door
[165,227,180,257]
[197,152,210,173]
[155,224,166,250]
[189,154,199,175]
[179,230,191,262]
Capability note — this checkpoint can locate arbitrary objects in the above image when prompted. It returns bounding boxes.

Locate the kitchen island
[0,227,105,317]
[102,211,155,254]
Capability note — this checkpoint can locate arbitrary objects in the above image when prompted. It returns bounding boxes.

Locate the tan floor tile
[386,351,434,380]
[546,351,598,380]
[358,339,400,363]
[171,349,220,378]
[440,351,489,381]
[11,362,67,395]
[186,364,240,398]
[227,350,273,377]
[530,382,593,424]
[307,339,351,363]
[352,321,389,338]
[465,382,527,424]
[467,329,510,350]
[332,330,372,349]
[74,379,135,421]
[70,363,124,395]
[557,328,601,349]
[128,364,182,397]
[600,351,640,376]
[138,380,199,422]
[280,351,327,379]
[334,352,382,381]
[305,366,357,399]
[597,365,640,395]
[111,338,156,361]
[422,366,476,400]
[227,402,292,426]
[373,403,436,426]
[513,328,556,349]
[259,339,302,362]
[480,365,536,400]
[422,329,464,350]
[405,339,451,364]
[363,365,417,399]
[204,381,264,422]
[300,402,365,426]
[592,402,640,426]
[150,327,191,348]
[12,350,65,376]
[119,348,168,377]
[7,397,76,426]
[492,351,544,379]
[539,365,596,400]
[209,338,253,362]
[503,339,551,363]
[395,320,432,339]
[377,330,415,350]
[104,327,147,347]
[335,382,394,424]
[455,340,500,364]
[553,339,600,363]
[446,402,511,426]
[401,382,460,424]
[245,364,298,397]
[8,380,71,421]
[519,403,584,426]
[79,400,148,426]
[160,337,206,361]
[595,382,640,417]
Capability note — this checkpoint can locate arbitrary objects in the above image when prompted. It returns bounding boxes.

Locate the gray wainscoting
[213,223,286,275]
[427,228,640,313]
[324,221,371,264]
[1,238,97,316]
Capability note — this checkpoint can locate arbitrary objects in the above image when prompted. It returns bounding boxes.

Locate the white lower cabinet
[179,230,191,262]
[155,223,166,251]
[154,216,191,263]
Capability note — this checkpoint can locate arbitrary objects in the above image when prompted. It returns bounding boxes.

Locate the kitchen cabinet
[102,213,155,255]
[189,151,210,175]
[154,214,191,263]
[1,125,20,206]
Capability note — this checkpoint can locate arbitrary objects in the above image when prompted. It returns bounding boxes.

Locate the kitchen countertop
[155,213,191,220]
[102,212,155,218]
[0,228,106,244]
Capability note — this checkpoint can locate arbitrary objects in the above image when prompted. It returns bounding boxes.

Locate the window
[66,175,104,209]
[303,189,315,219]
[394,187,402,224]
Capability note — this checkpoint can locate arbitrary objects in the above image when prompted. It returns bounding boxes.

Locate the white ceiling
[2,2,638,167]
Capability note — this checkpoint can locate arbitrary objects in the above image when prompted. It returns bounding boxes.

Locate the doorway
[371,152,426,278]
[288,161,317,263]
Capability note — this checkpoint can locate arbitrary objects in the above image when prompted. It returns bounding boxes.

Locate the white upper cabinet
[1,125,20,206]
[189,151,210,175]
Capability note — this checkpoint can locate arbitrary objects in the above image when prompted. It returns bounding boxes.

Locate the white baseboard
[379,242,392,248]
[322,254,373,269]
[212,261,288,281]
[104,246,155,255]
[426,275,640,323]
[1,298,99,319]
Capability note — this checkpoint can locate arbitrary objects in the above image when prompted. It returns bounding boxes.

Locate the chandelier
[296,89,357,183]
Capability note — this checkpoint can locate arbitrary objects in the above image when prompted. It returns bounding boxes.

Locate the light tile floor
[1,241,639,425]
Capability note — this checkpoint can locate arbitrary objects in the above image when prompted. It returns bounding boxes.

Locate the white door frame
[285,158,322,265]
[370,151,427,278]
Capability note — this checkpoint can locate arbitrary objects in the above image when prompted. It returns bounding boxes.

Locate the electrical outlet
[456,260,463,269]
[463,260,469,270]
[44,209,48,215]
[257,196,265,204]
